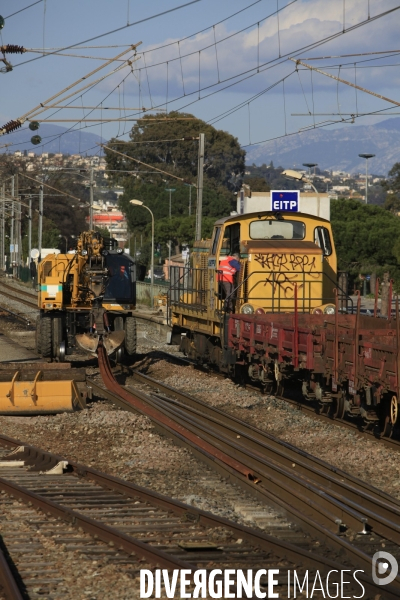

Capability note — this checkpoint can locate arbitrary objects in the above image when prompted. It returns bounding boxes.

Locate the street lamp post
[282,169,321,217]
[130,199,154,309]
[358,153,375,204]
[302,163,318,179]
[165,188,175,280]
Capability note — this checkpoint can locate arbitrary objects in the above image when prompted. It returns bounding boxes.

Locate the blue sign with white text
[271,191,300,212]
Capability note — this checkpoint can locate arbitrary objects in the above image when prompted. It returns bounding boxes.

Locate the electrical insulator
[29,121,40,131]
[31,135,42,145]
[1,45,25,55]
[0,119,22,134]
[0,17,4,30]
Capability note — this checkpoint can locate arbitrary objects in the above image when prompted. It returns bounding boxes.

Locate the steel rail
[0,545,23,600]
[0,282,36,301]
[276,391,400,451]
[92,346,400,594]
[131,369,400,510]
[0,436,366,587]
[155,348,400,452]
[141,389,400,548]
[0,304,31,325]
[0,475,193,571]
[0,290,37,311]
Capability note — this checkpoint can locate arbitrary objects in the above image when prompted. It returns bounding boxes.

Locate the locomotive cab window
[221,223,241,255]
[314,226,332,256]
[211,227,221,255]
[104,255,134,301]
[249,219,305,240]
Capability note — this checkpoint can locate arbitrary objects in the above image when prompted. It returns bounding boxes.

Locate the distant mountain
[0,124,105,155]
[245,117,400,175]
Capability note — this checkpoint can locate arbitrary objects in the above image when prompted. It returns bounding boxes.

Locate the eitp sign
[271,190,300,212]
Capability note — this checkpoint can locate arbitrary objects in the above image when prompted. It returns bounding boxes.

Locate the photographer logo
[372,551,398,586]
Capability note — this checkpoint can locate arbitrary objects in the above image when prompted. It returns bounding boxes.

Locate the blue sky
[1,0,400,155]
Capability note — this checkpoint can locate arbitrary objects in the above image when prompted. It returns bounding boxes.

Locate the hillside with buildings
[245,117,400,176]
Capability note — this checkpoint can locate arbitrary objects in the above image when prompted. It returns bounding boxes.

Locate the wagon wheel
[379,395,398,438]
[275,380,285,397]
[261,380,275,396]
[331,393,345,419]
[318,402,330,415]
[274,361,284,397]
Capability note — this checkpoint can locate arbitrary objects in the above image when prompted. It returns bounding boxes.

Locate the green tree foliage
[244,163,315,191]
[243,176,270,192]
[20,214,61,258]
[104,112,245,262]
[384,193,400,214]
[105,111,245,190]
[331,199,400,285]
[152,215,215,249]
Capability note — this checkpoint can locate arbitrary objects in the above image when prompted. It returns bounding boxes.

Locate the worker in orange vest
[218,252,241,312]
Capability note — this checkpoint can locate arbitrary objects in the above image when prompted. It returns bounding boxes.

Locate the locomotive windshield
[104,255,134,302]
[249,219,305,240]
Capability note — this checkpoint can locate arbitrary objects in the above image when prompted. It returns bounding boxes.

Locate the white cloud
[93,0,400,134]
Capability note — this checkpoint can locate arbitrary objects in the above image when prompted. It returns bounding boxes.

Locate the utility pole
[28,197,32,269]
[38,185,43,257]
[10,176,14,274]
[1,184,4,271]
[195,133,205,241]
[89,166,94,230]
[189,185,192,216]
[15,172,20,272]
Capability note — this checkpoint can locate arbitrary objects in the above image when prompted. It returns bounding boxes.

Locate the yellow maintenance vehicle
[36,231,137,360]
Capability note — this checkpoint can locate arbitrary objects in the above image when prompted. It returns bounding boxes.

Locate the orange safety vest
[218,256,237,283]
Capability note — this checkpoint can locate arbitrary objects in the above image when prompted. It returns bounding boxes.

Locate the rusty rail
[0,435,368,591]
[98,340,257,481]
[90,357,400,595]
[0,544,22,600]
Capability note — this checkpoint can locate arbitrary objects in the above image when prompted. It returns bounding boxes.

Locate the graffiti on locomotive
[254,252,319,298]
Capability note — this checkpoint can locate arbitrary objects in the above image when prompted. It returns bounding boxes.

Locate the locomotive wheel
[40,317,53,358]
[114,316,124,331]
[379,395,398,438]
[124,317,137,356]
[35,316,41,354]
[331,394,345,419]
[113,316,124,362]
[52,317,64,361]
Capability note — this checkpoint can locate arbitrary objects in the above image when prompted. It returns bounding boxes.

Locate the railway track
[87,344,400,598]
[0,281,37,312]
[155,348,400,452]
[0,436,372,600]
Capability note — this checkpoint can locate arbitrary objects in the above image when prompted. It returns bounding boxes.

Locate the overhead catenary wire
[128,0,299,79]
[6,2,399,156]
[69,0,400,155]
[102,144,196,186]
[4,0,43,19]
[147,4,400,132]
[19,172,84,204]
[291,58,400,108]
[18,44,142,124]
[12,0,204,69]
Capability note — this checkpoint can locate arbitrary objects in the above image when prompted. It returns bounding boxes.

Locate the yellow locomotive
[170,210,339,355]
